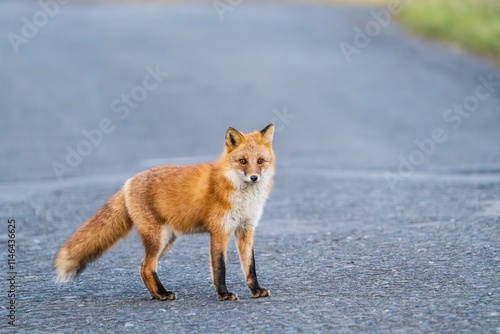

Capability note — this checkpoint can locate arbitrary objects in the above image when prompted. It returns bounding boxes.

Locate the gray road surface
[0,1,499,333]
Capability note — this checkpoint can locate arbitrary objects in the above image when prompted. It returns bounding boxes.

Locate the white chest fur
[221,178,270,234]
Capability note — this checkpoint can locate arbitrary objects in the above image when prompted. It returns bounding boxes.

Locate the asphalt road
[1,1,499,333]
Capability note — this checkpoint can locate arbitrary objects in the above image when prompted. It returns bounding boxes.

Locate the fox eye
[239,159,247,165]
[257,158,264,164]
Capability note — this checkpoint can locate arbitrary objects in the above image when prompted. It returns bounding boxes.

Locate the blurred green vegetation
[398,0,500,62]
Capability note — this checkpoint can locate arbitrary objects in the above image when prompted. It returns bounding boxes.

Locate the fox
[54,124,275,301]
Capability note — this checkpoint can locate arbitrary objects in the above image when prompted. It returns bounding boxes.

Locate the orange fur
[54,124,275,301]
[54,189,133,283]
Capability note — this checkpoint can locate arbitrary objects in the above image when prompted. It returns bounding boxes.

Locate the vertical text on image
[7,219,17,326]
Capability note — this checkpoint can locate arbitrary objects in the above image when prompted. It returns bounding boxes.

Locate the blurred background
[1,0,499,183]
[1,1,500,332]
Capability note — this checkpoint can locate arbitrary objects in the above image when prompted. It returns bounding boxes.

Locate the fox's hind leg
[138,225,176,301]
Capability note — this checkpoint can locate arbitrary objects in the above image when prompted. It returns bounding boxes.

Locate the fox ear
[225,127,245,150]
[260,123,274,145]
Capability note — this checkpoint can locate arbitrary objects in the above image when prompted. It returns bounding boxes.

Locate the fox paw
[151,291,176,301]
[251,288,270,298]
[218,292,239,301]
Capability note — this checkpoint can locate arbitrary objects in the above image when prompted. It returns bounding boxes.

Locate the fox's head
[222,124,275,186]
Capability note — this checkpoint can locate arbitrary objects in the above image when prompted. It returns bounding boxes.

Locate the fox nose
[250,175,259,182]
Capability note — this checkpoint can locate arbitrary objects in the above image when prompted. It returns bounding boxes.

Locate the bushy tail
[54,188,133,283]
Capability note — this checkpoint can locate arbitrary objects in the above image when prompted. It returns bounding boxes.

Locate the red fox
[54,124,275,301]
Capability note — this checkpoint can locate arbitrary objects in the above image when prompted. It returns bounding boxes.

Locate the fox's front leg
[236,228,270,298]
[210,232,238,301]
